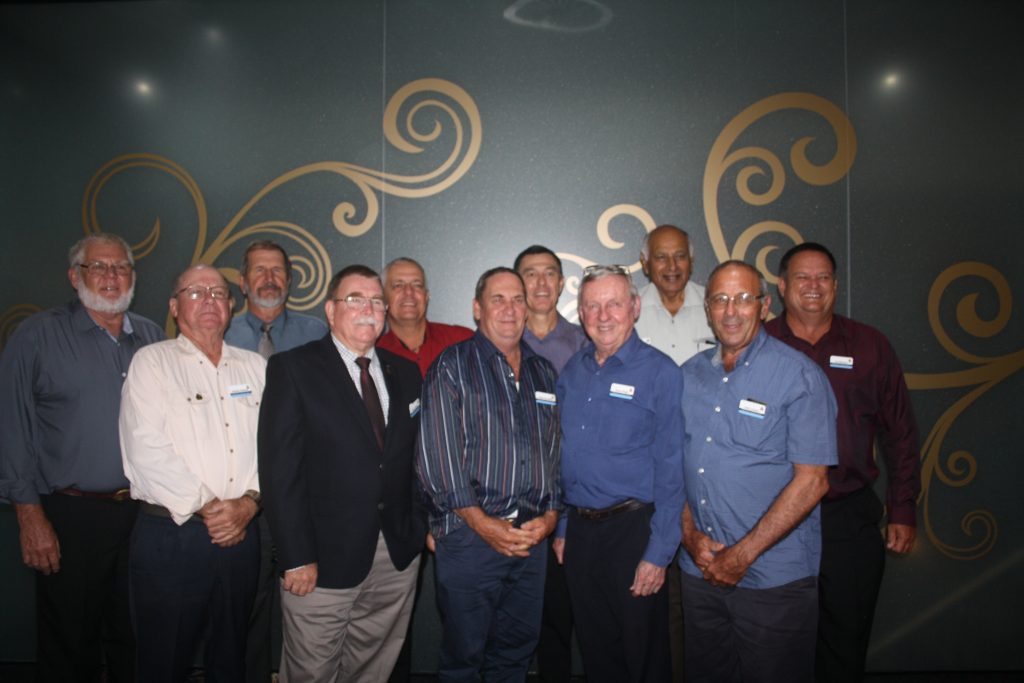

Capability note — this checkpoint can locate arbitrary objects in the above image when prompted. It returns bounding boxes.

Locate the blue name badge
[535,391,557,406]
[738,398,767,419]
[228,383,253,398]
[829,354,854,370]
[609,382,635,400]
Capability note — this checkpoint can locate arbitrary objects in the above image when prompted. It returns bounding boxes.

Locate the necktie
[355,356,386,451]
[258,323,274,360]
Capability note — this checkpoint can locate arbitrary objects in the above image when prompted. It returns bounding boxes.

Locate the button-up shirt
[377,320,474,378]
[331,335,390,422]
[120,336,266,525]
[523,314,588,375]
[225,309,327,354]
[0,301,164,502]
[635,281,715,366]
[765,314,921,525]
[416,331,561,538]
[557,331,685,567]
[680,329,837,588]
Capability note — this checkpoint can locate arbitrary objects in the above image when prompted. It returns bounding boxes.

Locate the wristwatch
[242,489,262,508]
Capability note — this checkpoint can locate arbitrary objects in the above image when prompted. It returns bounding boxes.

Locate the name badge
[609,382,635,400]
[738,398,767,419]
[409,398,421,417]
[535,391,557,406]
[228,384,252,398]
[829,355,854,370]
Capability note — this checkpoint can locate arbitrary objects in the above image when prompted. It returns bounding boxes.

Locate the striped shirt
[416,330,561,538]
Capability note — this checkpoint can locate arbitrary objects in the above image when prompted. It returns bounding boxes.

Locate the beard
[249,285,286,310]
[78,282,135,315]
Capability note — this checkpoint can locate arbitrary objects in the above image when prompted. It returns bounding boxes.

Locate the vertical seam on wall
[380,1,388,270]
[842,0,852,318]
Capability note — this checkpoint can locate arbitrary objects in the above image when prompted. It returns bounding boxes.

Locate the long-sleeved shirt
[522,314,588,375]
[556,331,685,567]
[680,329,838,588]
[119,336,266,525]
[635,281,715,366]
[0,301,164,503]
[416,331,561,538]
[377,320,474,378]
[224,308,327,354]
[765,314,921,525]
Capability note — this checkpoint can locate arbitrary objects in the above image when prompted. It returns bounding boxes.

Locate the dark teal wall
[1,0,1021,671]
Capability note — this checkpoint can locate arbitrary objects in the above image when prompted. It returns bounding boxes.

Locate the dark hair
[513,245,563,276]
[474,267,524,303]
[240,240,292,282]
[327,264,381,299]
[778,242,836,278]
[705,260,767,298]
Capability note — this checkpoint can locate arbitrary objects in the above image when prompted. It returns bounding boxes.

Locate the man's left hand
[518,511,558,547]
[886,523,916,554]
[702,544,752,588]
[202,497,258,547]
[629,560,666,597]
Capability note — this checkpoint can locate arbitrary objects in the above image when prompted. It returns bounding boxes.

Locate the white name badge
[829,355,854,370]
[227,384,252,398]
[609,382,635,400]
[409,398,421,417]
[535,391,557,406]
[738,398,767,419]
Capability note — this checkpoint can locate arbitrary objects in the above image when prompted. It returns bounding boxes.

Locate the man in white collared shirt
[120,264,266,682]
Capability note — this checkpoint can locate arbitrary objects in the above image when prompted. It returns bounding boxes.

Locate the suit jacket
[258,334,426,589]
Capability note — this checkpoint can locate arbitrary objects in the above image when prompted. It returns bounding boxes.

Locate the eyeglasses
[78,261,133,277]
[335,295,387,312]
[706,292,764,310]
[174,285,231,301]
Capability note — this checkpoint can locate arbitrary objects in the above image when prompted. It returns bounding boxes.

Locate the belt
[55,487,132,502]
[572,498,648,521]
[139,501,202,522]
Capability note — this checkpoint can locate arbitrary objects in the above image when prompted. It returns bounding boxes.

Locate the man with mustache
[224,239,327,683]
[0,232,163,682]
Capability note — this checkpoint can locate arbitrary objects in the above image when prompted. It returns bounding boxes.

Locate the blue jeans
[434,525,547,683]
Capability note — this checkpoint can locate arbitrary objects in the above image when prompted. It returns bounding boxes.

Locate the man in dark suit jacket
[258,264,427,682]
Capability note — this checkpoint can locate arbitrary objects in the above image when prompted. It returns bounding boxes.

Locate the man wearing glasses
[120,263,266,681]
[258,265,426,681]
[555,264,684,683]
[679,260,837,682]
[0,232,163,682]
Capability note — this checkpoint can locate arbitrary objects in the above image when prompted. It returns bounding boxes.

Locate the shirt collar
[584,329,643,369]
[710,326,769,369]
[776,312,848,344]
[471,329,538,362]
[244,309,285,333]
[69,299,134,338]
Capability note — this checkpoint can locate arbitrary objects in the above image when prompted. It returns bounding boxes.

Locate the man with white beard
[0,232,163,682]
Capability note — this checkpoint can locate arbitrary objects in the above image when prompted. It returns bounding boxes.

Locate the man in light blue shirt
[223,239,327,683]
[680,260,837,683]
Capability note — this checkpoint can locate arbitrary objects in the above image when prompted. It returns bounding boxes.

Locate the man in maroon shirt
[765,242,920,683]
[377,257,473,378]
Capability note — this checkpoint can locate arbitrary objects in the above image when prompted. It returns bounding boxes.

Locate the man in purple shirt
[765,243,920,683]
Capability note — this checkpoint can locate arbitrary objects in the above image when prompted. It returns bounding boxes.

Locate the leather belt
[55,487,132,502]
[572,498,648,521]
[140,501,202,522]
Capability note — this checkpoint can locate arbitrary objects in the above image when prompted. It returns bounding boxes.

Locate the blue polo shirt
[680,328,837,588]
[557,331,684,567]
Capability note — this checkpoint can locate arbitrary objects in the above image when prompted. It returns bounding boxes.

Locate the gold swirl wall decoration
[906,262,1021,561]
[702,92,857,282]
[76,78,481,336]
[0,304,43,350]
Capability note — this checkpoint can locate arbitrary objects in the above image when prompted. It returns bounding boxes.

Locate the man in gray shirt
[0,232,163,682]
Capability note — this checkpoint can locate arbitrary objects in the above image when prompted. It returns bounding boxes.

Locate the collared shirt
[557,331,685,566]
[680,329,838,588]
[377,320,474,378]
[0,301,164,503]
[120,336,266,525]
[635,281,716,366]
[765,314,921,525]
[416,331,561,538]
[522,314,588,375]
[330,335,390,422]
[224,308,327,354]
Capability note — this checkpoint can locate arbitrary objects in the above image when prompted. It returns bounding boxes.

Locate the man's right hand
[14,503,61,575]
[681,504,724,573]
[282,563,318,596]
[457,506,532,558]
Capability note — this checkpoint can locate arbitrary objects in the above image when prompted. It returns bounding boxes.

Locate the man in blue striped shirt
[417,267,561,682]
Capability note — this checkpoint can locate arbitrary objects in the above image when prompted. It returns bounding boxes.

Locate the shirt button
[714,406,721,413]
[121,372,127,378]
[697,468,704,474]
[722,377,729,383]
[377,502,385,511]
[700,498,706,505]
[705,436,712,442]
[706,526,712,532]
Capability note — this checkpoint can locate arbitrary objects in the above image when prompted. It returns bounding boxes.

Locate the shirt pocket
[730,404,785,455]
[597,400,656,454]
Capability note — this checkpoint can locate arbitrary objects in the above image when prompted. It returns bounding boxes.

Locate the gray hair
[640,224,693,260]
[67,233,134,268]
[382,256,428,289]
[579,265,639,299]
[705,260,768,298]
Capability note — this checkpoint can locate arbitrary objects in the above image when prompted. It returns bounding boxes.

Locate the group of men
[0,226,919,683]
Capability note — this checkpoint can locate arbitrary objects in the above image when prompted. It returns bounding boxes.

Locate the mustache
[353,316,378,326]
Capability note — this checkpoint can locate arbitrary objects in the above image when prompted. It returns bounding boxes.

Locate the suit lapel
[314,336,381,452]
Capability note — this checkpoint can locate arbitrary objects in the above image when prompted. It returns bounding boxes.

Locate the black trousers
[816,488,886,683]
[36,493,137,683]
[564,505,671,683]
[536,537,575,682]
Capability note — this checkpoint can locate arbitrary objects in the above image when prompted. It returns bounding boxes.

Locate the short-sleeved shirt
[680,328,838,588]
[0,301,164,502]
[635,281,715,366]
[225,309,327,354]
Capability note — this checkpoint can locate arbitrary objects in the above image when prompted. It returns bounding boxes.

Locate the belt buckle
[111,488,132,502]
